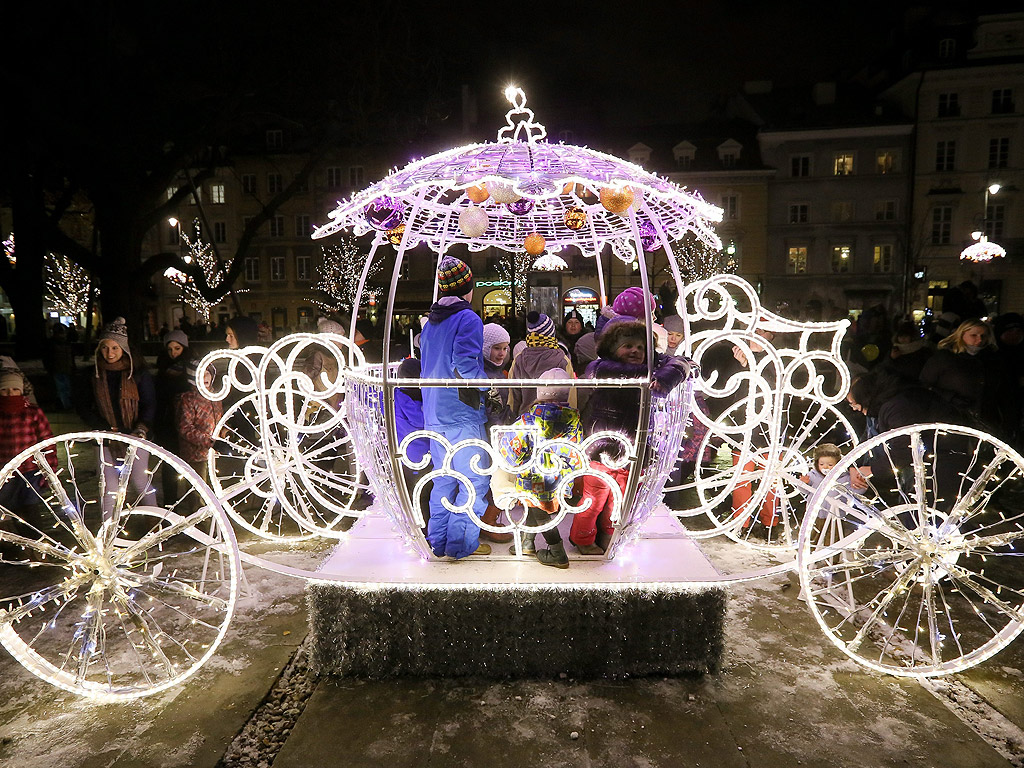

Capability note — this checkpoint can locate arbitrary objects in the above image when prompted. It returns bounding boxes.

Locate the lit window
[296,255,311,282]
[876,150,898,174]
[988,137,1010,169]
[833,153,854,176]
[295,215,310,237]
[241,174,257,195]
[266,130,283,150]
[931,206,952,245]
[271,256,286,281]
[267,174,283,195]
[787,247,807,274]
[210,184,225,204]
[937,93,960,118]
[873,245,893,273]
[935,141,956,172]
[166,186,177,202]
[269,215,285,237]
[875,200,898,221]
[831,245,851,273]
[213,221,227,244]
[297,306,313,329]
[326,167,343,189]
[789,204,809,224]
[189,188,201,205]
[245,257,260,282]
[791,156,810,177]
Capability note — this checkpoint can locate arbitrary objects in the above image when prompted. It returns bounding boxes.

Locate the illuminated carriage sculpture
[2,89,1024,701]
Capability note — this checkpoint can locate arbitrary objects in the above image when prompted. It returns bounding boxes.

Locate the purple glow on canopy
[638,220,659,251]
[364,196,406,230]
[505,199,535,216]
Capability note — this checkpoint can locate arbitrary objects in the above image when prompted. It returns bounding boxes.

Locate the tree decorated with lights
[44,252,95,317]
[497,250,532,315]
[166,222,238,322]
[673,231,735,282]
[313,238,381,314]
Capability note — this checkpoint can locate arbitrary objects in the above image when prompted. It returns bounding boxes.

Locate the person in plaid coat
[0,370,57,509]
[175,360,222,511]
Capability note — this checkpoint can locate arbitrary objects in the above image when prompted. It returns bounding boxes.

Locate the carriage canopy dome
[311,87,723,258]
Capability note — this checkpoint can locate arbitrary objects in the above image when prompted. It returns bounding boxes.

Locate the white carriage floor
[312,508,723,586]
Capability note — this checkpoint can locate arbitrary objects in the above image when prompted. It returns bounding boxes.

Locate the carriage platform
[306,509,727,679]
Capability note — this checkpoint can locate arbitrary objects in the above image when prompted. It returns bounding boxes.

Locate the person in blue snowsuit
[419,256,491,559]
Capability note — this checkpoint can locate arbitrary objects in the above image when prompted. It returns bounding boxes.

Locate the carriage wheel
[0,432,238,700]
[688,395,857,550]
[798,424,1024,676]
[210,394,359,541]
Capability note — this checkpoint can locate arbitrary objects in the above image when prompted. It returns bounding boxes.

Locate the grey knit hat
[99,317,129,352]
[165,329,189,348]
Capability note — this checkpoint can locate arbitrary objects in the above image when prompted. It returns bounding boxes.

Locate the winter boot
[570,538,604,556]
[480,503,513,543]
[595,530,613,552]
[509,532,536,556]
[536,541,569,569]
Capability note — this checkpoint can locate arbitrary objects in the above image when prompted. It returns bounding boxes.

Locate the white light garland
[531,252,568,271]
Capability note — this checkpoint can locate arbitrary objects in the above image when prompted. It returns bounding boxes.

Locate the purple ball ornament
[505,199,535,216]
[364,195,406,231]
[638,220,660,252]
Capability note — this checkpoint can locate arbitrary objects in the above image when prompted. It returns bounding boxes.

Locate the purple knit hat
[612,286,655,320]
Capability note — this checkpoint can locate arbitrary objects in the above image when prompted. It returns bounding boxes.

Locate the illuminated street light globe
[311,87,722,560]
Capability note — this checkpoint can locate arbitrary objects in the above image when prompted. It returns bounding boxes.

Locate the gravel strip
[218,634,318,768]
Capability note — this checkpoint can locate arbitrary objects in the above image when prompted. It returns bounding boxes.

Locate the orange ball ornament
[386,223,405,246]
[524,233,546,256]
[600,186,635,214]
[563,207,587,231]
[466,184,489,203]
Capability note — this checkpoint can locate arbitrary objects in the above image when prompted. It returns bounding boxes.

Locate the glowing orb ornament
[524,233,546,255]
[638,220,659,251]
[488,181,521,204]
[600,186,634,214]
[563,207,587,231]
[466,184,489,203]
[459,206,490,237]
[364,196,405,230]
[506,199,535,216]
[386,224,405,246]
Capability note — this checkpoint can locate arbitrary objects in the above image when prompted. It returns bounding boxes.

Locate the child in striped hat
[507,311,575,417]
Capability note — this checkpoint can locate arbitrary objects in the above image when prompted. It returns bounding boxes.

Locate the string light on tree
[44,253,95,317]
[496,251,532,314]
[674,231,734,281]
[313,237,381,314]
[164,221,240,321]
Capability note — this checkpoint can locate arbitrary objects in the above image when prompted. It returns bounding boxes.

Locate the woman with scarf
[87,317,157,514]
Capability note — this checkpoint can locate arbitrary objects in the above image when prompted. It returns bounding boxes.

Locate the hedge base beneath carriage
[306,514,726,678]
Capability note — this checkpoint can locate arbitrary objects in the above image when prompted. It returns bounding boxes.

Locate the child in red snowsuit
[569,316,694,554]
[175,360,222,511]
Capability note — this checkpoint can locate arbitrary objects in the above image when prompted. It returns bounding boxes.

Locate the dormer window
[717,139,742,169]
[628,142,652,166]
[673,141,696,170]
